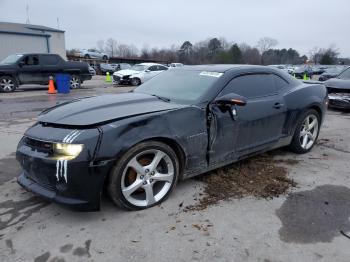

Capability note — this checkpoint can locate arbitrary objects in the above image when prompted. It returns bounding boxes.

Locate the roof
[181,64,267,73]
[0,21,64,37]
[139,62,163,66]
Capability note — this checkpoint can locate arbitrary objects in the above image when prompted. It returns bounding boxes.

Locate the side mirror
[145,69,151,73]
[214,93,247,106]
[18,61,25,67]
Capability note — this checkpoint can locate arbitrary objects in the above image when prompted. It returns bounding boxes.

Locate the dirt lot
[0,76,350,262]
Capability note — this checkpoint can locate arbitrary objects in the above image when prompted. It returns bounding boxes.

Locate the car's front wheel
[70,75,81,89]
[102,55,108,60]
[130,78,141,86]
[289,109,320,154]
[0,76,17,92]
[108,141,179,210]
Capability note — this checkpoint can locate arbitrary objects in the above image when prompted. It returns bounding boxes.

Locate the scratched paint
[55,130,84,183]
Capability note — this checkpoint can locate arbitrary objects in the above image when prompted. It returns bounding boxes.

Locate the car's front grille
[113,75,121,82]
[24,137,53,154]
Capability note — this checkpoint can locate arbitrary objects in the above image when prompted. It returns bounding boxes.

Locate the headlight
[53,143,83,160]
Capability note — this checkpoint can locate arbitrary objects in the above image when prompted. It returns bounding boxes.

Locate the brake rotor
[126,156,152,192]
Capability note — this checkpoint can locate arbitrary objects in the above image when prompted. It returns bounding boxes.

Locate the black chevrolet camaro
[16,65,327,211]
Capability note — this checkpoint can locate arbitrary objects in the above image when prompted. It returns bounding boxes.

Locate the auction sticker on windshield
[199,71,223,78]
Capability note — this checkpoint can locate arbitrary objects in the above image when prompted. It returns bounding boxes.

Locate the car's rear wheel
[130,78,141,86]
[289,109,320,154]
[0,76,17,92]
[84,54,90,59]
[108,141,179,210]
[70,75,81,89]
[102,55,108,60]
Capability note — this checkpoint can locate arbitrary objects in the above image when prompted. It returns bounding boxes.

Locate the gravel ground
[0,76,350,262]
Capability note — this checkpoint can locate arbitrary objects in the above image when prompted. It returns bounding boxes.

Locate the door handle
[273,102,284,109]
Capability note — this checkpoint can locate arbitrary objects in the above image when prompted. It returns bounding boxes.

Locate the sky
[1,0,349,57]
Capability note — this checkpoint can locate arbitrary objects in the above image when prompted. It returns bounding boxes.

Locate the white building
[0,21,66,61]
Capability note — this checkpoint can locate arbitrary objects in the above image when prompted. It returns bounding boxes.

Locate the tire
[102,55,108,60]
[108,141,179,210]
[0,76,17,92]
[84,54,90,59]
[289,109,320,154]
[130,78,141,86]
[70,75,81,89]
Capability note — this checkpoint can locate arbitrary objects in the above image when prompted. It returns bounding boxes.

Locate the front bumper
[18,172,91,210]
[328,93,350,110]
[16,125,113,211]
[112,74,131,85]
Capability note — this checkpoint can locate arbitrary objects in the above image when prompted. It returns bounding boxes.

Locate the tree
[105,38,118,57]
[229,44,243,64]
[319,47,339,65]
[239,43,261,65]
[256,37,278,54]
[208,38,222,53]
[179,41,193,54]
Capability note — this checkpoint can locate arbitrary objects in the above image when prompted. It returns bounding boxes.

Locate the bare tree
[105,38,118,57]
[256,37,278,54]
[96,40,105,52]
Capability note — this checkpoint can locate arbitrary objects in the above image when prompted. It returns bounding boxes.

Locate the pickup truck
[0,53,92,92]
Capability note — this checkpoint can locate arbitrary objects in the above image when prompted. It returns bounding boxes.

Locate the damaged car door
[209,73,287,165]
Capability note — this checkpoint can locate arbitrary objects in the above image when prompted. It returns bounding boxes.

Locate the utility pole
[25,3,30,24]
[57,17,60,29]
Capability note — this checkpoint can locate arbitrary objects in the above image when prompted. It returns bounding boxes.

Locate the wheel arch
[102,135,187,199]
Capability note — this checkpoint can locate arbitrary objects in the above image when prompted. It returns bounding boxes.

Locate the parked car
[293,65,313,79]
[169,63,184,68]
[113,63,168,86]
[318,67,342,81]
[0,53,92,92]
[325,66,350,110]
[88,66,96,75]
[75,49,108,60]
[16,65,327,211]
[312,66,327,75]
[116,63,131,71]
[100,63,116,75]
[269,65,290,74]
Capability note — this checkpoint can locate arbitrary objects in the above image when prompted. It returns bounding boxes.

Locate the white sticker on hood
[199,71,223,78]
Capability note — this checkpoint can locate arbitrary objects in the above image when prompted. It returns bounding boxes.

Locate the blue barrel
[55,74,71,94]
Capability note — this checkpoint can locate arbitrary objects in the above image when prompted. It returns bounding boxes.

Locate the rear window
[42,55,59,65]
[221,74,278,99]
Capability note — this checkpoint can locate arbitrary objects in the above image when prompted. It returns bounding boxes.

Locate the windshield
[0,54,23,65]
[131,65,148,71]
[338,68,350,79]
[134,69,222,104]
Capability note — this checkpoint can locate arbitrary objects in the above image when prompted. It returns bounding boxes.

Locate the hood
[0,64,15,70]
[113,69,139,76]
[325,78,350,90]
[38,93,185,126]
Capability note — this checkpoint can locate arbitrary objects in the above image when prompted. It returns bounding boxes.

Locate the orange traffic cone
[48,76,56,94]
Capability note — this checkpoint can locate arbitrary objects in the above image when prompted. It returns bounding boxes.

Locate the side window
[220,74,277,99]
[148,66,157,71]
[157,65,168,71]
[23,55,39,66]
[272,74,289,91]
[42,55,59,66]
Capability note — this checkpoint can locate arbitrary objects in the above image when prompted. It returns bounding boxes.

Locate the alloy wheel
[299,114,319,150]
[131,78,140,86]
[70,77,80,89]
[0,78,15,92]
[121,149,175,207]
